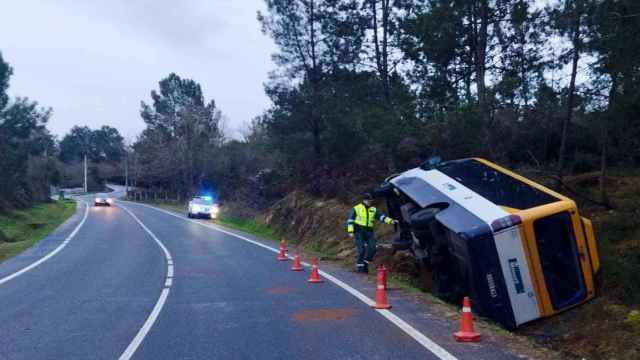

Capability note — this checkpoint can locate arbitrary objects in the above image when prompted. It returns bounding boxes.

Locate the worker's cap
[362,192,374,200]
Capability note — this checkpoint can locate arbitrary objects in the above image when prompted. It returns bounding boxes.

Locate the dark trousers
[355,229,376,272]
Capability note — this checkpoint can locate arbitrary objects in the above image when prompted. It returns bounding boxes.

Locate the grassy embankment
[0,199,76,263]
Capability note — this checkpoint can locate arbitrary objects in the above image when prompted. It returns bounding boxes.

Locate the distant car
[94,194,113,206]
[187,196,219,219]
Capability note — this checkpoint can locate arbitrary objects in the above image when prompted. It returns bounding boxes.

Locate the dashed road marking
[0,201,89,286]
[118,204,174,360]
[123,201,458,360]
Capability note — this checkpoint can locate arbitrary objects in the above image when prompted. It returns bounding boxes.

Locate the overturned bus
[376,158,600,329]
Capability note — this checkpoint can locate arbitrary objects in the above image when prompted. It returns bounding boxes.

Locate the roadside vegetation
[0,199,76,263]
[0,52,58,211]
[217,215,280,241]
[0,52,125,213]
[0,52,81,263]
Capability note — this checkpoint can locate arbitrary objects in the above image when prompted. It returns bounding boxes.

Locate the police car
[377,158,600,329]
[187,196,219,219]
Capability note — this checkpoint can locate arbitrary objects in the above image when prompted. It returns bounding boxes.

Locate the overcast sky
[0,0,276,141]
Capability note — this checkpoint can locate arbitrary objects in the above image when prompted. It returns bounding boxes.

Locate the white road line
[118,204,174,360]
[0,201,89,286]
[119,288,170,360]
[123,201,458,360]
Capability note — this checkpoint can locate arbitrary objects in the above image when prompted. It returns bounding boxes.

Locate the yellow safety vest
[354,204,377,227]
[347,203,393,233]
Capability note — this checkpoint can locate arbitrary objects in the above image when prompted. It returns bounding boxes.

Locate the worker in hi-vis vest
[346,193,397,273]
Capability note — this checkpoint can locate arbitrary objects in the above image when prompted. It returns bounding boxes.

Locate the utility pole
[124,150,129,197]
[133,151,138,188]
[83,154,88,193]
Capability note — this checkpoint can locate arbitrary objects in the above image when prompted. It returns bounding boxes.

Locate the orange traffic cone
[277,239,288,261]
[371,265,391,309]
[453,297,481,342]
[291,251,304,271]
[308,258,323,283]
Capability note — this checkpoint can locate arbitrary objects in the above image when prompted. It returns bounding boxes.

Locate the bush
[603,250,640,305]
[625,310,640,332]
[571,152,600,173]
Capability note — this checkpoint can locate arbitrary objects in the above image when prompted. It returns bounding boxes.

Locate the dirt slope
[262,191,401,267]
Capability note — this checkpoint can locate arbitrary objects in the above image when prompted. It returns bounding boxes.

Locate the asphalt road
[0,186,522,359]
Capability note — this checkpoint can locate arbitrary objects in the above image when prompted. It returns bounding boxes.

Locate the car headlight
[210,205,219,214]
[191,205,201,212]
[95,198,102,202]
[107,198,114,204]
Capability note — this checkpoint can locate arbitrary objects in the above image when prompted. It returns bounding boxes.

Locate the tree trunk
[519,19,529,109]
[558,3,581,183]
[475,1,488,113]
[371,0,392,107]
[464,68,472,102]
[309,0,322,161]
[471,0,492,157]
[599,74,617,206]
[312,114,321,158]
[372,0,382,79]
[381,0,391,104]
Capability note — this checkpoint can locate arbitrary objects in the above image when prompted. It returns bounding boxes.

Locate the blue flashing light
[202,196,213,201]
